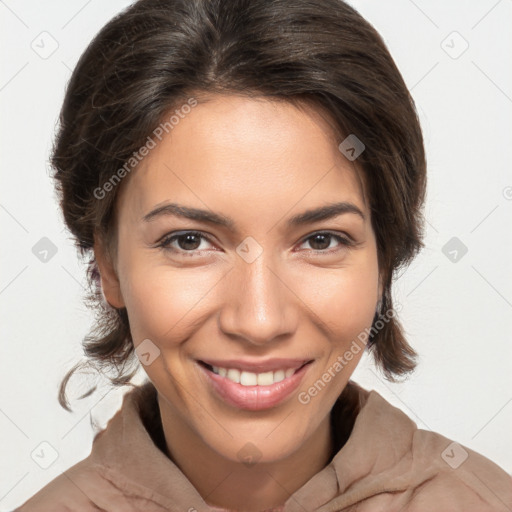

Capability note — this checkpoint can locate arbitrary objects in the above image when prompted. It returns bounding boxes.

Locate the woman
[16,0,511,510]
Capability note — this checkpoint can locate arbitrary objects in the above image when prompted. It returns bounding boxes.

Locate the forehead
[115,94,367,226]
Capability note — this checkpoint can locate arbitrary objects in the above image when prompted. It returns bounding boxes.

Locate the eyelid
[295,231,355,252]
[156,230,216,250]
[298,230,354,245]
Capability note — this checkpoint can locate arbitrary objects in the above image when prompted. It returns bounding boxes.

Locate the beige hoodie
[16,380,512,511]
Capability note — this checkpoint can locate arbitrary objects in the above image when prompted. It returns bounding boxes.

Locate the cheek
[118,257,222,344]
[297,258,379,342]
[117,236,379,348]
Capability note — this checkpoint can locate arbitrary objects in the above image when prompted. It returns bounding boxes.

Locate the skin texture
[95,93,382,511]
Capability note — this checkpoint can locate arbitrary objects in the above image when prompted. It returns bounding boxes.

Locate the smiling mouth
[196,358,313,410]
[198,360,312,387]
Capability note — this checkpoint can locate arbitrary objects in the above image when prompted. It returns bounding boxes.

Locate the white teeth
[210,365,301,386]
[273,370,285,383]
[241,371,258,386]
[257,371,274,386]
[226,368,240,383]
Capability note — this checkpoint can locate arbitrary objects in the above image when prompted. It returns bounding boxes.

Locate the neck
[157,396,334,511]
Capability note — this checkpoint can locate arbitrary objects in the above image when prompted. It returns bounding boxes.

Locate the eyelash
[156,230,354,256]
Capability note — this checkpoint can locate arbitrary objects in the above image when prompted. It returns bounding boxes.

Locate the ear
[93,237,125,309]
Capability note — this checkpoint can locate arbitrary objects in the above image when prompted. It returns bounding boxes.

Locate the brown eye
[308,233,332,250]
[175,233,202,250]
[158,231,214,253]
[300,232,353,253]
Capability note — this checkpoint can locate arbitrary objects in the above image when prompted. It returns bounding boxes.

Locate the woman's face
[97,93,381,464]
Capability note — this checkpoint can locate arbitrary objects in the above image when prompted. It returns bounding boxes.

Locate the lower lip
[197,361,312,411]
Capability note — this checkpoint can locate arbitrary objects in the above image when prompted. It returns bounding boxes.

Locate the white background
[1,0,511,510]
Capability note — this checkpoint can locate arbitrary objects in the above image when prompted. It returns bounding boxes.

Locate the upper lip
[198,358,312,373]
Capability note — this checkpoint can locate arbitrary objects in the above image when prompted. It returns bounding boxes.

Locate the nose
[218,251,299,346]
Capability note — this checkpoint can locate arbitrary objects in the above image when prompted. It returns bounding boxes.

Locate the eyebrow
[142,201,365,230]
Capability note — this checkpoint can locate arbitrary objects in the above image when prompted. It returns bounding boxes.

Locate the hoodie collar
[88,379,416,511]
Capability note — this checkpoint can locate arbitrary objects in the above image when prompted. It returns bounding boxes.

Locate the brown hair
[52,0,426,410]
